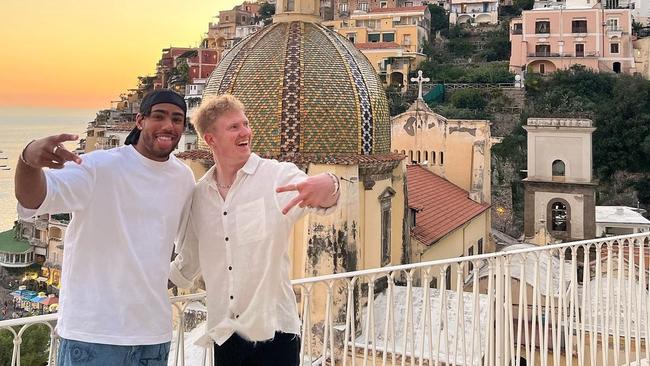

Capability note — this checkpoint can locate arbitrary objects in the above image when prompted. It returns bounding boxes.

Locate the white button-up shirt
[170,153,337,346]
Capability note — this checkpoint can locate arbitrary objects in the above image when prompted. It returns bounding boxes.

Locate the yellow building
[390,99,493,277]
[84,123,132,153]
[42,215,67,290]
[323,5,431,89]
[407,165,490,288]
[391,99,492,204]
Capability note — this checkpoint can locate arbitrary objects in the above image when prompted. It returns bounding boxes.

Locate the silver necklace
[213,171,232,189]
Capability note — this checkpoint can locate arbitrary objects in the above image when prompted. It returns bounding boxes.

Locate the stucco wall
[391,105,492,204]
[524,123,595,184]
[411,211,490,286]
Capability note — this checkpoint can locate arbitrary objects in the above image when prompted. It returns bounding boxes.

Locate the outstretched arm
[15,134,82,209]
[276,172,340,215]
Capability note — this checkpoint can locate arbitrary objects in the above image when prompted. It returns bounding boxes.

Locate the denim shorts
[57,337,170,366]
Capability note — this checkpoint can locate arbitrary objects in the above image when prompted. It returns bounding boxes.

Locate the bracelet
[326,172,340,196]
[19,140,37,168]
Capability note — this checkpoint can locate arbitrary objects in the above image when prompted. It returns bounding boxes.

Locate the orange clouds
[0,0,242,110]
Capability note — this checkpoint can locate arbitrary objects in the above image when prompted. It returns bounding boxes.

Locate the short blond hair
[192,94,245,139]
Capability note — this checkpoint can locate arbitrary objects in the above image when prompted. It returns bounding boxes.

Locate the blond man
[170,94,339,365]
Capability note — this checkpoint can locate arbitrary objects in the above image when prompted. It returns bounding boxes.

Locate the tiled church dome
[199,20,391,157]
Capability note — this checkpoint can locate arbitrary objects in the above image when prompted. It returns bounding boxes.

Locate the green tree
[259,2,275,25]
[418,61,513,83]
[632,20,643,35]
[447,38,475,57]
[386,85,409,116]
[169,58,190,86]
[463,62,514,83]
[513,0,534,10]
[447,24,466,39]
[427,4,449,34]
[506,66,650,207]
[480,30,511,62]
[0,325,51,366]
[450,89,487,109]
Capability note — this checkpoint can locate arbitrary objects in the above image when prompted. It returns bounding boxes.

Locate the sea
[0,108,95,231]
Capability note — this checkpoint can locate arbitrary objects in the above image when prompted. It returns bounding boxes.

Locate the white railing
[3,232,650,365]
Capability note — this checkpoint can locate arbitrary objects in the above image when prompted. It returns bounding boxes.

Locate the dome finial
[273,0,321,23]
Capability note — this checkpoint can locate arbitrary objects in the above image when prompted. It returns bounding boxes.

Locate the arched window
[417,151,421,163]
[50,227,62,240]
[440,151,445,165]
[431,151,436,164]
[551,201,567,232]
[400,150,405,155]
[409,150,413,163]
[424,151,428,162]
[552,160,565,177]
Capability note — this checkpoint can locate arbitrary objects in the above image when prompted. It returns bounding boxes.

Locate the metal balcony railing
[529,52,561,57]
[3,233,650,365]
[528,51,600,58]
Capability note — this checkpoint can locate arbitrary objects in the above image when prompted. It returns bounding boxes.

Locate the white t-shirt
[18,145,194,345]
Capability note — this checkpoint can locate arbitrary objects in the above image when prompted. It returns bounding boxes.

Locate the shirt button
[223,211,227,216]
[225,237,229,242]
[228,266,232,271]
[236,315,239,319]
[230,295,234,300]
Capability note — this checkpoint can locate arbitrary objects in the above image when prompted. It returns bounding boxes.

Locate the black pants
[214,332,300,366]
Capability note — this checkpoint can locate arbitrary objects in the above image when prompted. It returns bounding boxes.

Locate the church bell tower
[523,118,597,244]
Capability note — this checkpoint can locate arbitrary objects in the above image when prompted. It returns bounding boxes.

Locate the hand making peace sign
[276,173,339,215]
[21,134,83,169]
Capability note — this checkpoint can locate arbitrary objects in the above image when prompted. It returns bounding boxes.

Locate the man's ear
[135,113,144,129]
[203,131,214,148]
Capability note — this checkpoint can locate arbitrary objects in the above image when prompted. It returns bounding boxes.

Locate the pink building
[510,4,636,75]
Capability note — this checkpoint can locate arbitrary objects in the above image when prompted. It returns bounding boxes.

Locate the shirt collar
[199,153,261,191]
[240,153,261,175]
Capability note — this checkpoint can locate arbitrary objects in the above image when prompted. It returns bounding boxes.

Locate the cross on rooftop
[411,70,430,100]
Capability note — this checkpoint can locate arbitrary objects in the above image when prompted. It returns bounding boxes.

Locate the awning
[10,289,38,299]
[28,294,47,303]
[39,296,59,306]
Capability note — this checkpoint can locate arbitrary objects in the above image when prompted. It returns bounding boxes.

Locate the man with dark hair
[15,90,195,365]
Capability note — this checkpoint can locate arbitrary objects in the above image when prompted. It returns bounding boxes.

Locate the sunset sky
[0,0,241,111]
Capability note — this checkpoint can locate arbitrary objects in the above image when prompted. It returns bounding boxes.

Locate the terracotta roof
[369,5,428,13]
[356,42,402,50]
[176,149,405,168]
[407,165,489,246]
[176,149,213,161]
